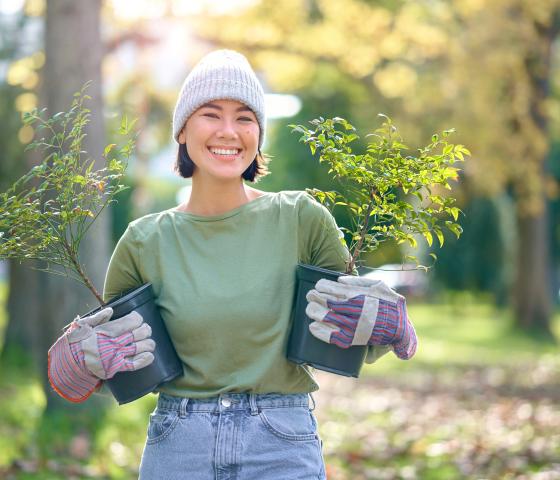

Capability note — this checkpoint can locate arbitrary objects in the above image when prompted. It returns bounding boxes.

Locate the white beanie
[172,49,266,148]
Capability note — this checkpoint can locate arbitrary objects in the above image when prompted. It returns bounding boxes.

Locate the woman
[48,49,417,479]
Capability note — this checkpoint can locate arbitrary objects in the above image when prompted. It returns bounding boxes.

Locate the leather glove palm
[305,276,417,360]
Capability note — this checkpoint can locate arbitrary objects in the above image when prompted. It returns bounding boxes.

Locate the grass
[361,297,560,376]
[0,281,156,478]
[0,281,559,478]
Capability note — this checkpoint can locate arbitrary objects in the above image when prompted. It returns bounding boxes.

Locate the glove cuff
[48,334,102,403]
[392,298,417,360]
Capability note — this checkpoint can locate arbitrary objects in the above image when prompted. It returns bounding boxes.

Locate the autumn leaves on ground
[0,299,559,479]
[316,359,560,480]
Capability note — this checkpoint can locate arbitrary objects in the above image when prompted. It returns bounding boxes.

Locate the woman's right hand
[48,308,156,403]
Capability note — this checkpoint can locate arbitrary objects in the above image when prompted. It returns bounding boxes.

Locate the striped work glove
[305,276,417,360]
[48,308,156,402]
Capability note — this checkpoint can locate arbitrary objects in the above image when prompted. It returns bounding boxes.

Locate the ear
[178,127,186,144]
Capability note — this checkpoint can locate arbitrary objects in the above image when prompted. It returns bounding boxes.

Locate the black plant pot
[83,283,183,404]
[286,264,368,378]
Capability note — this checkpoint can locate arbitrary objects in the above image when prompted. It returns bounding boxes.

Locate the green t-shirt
[103,190,385,398]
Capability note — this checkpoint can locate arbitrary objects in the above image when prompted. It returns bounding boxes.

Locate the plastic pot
[83,283,183,404]
[286,264,368,378]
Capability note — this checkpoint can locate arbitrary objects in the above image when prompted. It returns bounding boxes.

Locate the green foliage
[290,114,469,273]
[0,84,136,304]
[430,194,516,306]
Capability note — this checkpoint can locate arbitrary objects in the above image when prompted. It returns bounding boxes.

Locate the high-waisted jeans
[139,392,326,480]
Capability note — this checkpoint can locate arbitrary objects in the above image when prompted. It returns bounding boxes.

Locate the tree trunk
[513,207,553,335]
[39,0,109,410]
[1,119,43,367]
[2,261,40,367]
[511,13,558,336]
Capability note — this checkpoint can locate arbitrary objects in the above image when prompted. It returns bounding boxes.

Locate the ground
[0,293,559,479]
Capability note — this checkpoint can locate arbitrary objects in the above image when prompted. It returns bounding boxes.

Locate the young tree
[6,0,110,410]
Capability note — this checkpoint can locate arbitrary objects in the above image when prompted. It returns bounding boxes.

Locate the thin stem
[347,188,376,274]
[79,194,110,240]
[62,239,103,305]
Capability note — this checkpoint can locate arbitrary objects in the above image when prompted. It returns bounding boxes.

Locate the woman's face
[178,99,260,182]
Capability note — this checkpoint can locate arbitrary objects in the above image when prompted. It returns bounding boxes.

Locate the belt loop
[249,394,259,416]
[308,392,316,411]
[179,398,189,418]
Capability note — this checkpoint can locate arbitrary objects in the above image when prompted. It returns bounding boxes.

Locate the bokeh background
[1,0,559,478]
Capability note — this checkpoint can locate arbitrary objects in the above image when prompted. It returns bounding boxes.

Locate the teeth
[210,148,239,155]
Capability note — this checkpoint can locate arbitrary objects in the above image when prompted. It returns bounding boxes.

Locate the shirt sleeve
[297,192,351,273]
[103,224,144,303]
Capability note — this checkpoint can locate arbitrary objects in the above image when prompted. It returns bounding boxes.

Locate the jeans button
[221,398,231,407]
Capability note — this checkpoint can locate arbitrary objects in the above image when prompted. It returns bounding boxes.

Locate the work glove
[48,308,156,402]
[305,276,417,360]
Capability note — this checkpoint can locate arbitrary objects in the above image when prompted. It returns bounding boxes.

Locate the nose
[216,118,239,140]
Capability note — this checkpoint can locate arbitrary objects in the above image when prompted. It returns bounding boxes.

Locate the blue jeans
[139,392,326,480]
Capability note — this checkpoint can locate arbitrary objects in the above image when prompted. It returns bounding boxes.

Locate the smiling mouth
[208,147,241,156]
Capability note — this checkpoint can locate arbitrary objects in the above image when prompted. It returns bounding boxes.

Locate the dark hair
[174,143,270,182]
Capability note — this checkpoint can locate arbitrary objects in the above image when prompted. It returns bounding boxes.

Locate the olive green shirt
[103,190,385,398]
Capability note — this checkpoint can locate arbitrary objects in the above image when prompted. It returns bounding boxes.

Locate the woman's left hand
[305,276,417,360]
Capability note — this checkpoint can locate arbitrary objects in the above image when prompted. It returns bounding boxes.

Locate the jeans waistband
[157,392,315,416]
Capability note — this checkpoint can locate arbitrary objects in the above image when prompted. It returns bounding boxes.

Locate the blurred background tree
[1,0,112,413]
[0,1,42,371]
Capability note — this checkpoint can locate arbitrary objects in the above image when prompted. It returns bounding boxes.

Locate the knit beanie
[172,49,266,148]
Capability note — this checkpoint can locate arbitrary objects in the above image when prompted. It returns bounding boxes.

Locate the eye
[202,112,219,118]
[238,116,254,122]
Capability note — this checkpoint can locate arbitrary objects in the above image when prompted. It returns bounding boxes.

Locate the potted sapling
[287,115,469,377]
[0,85,182,404]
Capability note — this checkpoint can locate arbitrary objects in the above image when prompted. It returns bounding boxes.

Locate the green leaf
[73,175,86,185]
[435,228,444,247]
[423,230,433,247]
[408,235,418,249]
[109,159,122,171]
[446,222,463,238]
[119,115,129,134]
[450,207,460,221]
[413,191,424,201]
[104,143,117,157]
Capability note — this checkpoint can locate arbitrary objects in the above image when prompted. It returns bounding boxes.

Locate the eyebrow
[200,102,254,113]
